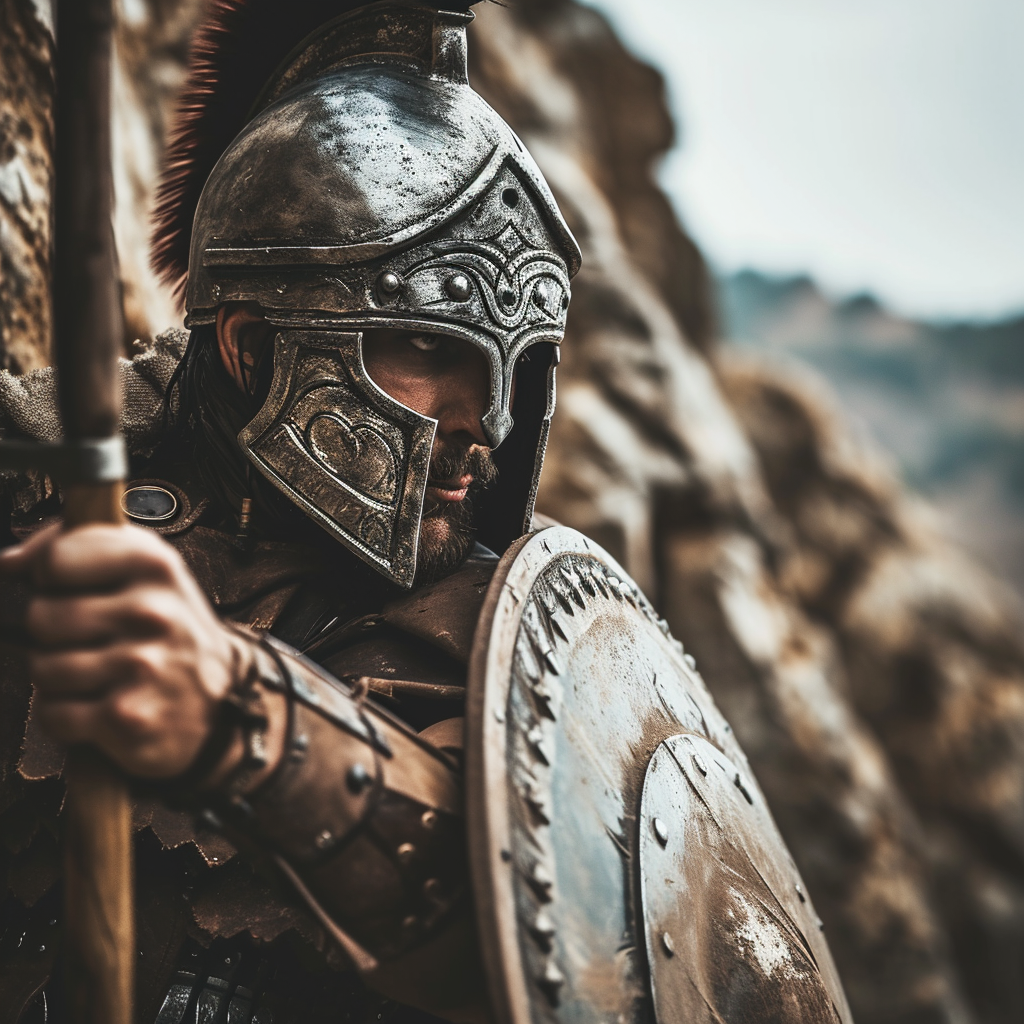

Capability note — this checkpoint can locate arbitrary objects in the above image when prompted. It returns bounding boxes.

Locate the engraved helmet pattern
[185,2,581,585]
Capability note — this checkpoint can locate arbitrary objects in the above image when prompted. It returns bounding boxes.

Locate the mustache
[416,443,497,584]
[428,444,498,490]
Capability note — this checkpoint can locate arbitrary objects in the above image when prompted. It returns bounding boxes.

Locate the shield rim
[466,525,854,1024]
[465,525,640,1024]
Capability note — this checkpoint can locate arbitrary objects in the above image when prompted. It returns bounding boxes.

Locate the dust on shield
[466,527,852,1024]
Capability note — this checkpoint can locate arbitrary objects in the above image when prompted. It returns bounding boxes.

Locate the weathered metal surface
[641,734,844,1022]
[466,526,852,1024]
[239,330,436,587]
[184,1,580,585]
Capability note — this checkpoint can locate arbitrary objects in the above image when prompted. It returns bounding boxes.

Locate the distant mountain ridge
[719,268,1024,594]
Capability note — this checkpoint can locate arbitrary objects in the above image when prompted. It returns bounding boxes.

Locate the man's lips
[427,474,473,502]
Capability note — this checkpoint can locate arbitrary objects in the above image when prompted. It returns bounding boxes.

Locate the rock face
[480,6,1024,1021]
[1,1,1023,1021]
[722,268,1024,600]
[718,359,1024,1024]
[0,0,53,373]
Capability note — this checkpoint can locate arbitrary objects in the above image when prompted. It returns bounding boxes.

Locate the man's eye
[410,335,440,352]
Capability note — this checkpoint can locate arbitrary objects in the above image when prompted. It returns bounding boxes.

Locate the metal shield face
[239,330,436,587]
[466,527,852,1024]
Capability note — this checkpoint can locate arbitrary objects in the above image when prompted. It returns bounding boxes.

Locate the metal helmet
[180,1,582,587]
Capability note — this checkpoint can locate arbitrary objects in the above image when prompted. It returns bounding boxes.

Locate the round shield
[466,527,851,1024]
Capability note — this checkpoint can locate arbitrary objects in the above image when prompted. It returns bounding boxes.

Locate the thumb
[0,522,62,577]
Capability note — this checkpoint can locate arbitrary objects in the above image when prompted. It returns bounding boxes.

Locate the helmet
[161,0,581,587]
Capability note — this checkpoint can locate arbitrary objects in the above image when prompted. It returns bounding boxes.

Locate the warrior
[0,2,853,1023]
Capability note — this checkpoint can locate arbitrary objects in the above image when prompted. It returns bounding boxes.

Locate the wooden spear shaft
[52,0,134,1021]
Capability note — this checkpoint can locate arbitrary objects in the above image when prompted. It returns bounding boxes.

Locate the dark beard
[414,443,498,586]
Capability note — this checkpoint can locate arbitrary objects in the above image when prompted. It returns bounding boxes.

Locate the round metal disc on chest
[121,485,179,523]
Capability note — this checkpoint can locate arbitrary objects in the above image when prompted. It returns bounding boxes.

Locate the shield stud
[467,527,851,1024]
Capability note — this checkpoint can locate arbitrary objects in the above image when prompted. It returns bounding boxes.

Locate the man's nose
[435,372,490,447]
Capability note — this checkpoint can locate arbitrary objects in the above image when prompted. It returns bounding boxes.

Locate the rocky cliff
[0,0,53,374]
[2,1,1023,1021]
[722,268,1024,599]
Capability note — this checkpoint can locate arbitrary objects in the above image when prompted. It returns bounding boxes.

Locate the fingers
[31,641,170,699]
[34,666,218,778]
[7,521,244,779]
[25,585,184,650]
[3,523,183,594]
[0,522,62,576]
[35,684,168,770]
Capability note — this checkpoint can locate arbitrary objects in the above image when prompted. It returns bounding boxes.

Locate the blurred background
[1,1,1023,1022]
[592,0,1024,596]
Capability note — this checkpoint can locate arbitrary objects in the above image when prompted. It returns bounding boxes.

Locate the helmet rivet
[501,288,516,307]
[445,274,472,302]
[379,271,403,296]
[502,187,520,208]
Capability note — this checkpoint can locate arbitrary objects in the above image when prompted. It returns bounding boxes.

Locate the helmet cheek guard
[185,2,581,586]
[238,329,437,587]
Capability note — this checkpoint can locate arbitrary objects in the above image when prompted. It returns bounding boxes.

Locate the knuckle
[131,589,180,634]
[124,546,165,579]
[120,643,167,685]
[108,689,159,738]
[128,528,182,577]
[49,526,100,565]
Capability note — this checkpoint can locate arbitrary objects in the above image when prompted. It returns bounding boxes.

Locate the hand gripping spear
[0,0,134,1020]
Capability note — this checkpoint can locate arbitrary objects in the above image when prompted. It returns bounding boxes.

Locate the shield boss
[467,527,851,1024]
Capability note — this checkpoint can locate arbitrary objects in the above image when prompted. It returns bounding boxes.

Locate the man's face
[362,329,498,582]
[216,306,500,582]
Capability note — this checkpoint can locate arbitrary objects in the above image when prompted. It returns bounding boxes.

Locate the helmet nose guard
[483,403,514,450]
[184,1,581,585]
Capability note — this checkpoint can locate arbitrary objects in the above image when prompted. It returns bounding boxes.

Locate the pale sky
[587,0,1024,320]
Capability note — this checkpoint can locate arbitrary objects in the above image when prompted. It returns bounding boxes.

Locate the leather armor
[0,471,497,1023]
